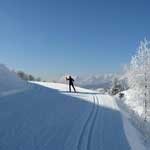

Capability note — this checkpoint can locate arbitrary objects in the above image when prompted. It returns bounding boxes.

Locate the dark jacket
[66,76,74,85]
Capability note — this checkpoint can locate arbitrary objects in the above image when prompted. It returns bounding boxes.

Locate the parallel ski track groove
[87,95,100,150]
[77,95,100,150]
[99,95,104,150]
[77,95,96,150]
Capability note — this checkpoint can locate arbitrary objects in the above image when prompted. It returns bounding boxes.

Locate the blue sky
[0,0,150,80]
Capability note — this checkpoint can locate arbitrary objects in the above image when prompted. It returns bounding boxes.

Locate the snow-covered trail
[0,82,144,150]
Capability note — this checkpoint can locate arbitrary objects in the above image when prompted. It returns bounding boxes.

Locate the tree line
[17,71,42,82]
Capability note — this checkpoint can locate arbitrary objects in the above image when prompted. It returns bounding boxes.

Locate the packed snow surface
[0,81,146,150]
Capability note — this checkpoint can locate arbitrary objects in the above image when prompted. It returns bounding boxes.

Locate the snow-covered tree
[126,38,150,121]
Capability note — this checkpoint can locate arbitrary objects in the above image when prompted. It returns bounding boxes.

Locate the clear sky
[0,0,150,80]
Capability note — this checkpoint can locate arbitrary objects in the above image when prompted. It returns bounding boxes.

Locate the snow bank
[122,89,144,116]
[115,89,150,143]
[0,64,28,96]
[122,115,146,150]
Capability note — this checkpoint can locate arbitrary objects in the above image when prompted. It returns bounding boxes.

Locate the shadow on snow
[0,83,131,150]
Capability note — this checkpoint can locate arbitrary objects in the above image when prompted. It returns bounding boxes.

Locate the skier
[66,76,76,93]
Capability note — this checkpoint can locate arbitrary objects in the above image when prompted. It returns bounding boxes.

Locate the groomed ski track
[0,82,145,150]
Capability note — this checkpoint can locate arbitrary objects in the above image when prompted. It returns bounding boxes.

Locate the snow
[112,92,147,150]
[115,89,150,145]
[121,89,144,117]
[123,116,146,150]
[0,70,147,150]
[0,64,28,96]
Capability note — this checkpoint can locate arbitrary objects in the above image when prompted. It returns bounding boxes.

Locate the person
[66,76,76,93]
